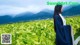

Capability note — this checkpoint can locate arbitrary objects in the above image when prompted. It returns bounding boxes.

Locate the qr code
[1,34,12,44]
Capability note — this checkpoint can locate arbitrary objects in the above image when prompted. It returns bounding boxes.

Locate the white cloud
[0,0,80,16]
[0,5,49,16]
[0,5,27,16]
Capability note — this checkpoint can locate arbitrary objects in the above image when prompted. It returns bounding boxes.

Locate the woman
[53,5,73,45]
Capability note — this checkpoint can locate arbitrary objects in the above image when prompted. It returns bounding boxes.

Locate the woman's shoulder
[54,14,60,18]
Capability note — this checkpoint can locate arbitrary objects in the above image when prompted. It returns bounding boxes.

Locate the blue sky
[0,0,80,16]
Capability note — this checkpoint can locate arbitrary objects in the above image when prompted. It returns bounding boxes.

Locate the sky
[0,0,80,16]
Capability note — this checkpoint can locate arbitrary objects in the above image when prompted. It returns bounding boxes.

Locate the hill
[0,5,80,24]
[62,5,80,16]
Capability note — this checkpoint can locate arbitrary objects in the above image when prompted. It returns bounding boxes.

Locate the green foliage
[0,16,80,45]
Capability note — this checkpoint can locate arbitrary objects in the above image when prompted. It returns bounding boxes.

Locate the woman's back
[54,5,73,45]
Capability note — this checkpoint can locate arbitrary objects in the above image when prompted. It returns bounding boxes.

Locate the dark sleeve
[62,25,73,45]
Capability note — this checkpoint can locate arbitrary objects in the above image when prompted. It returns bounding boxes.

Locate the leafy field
[0,16,80,45]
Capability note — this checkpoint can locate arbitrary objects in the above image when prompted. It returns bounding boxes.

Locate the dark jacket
[54,14,73,45]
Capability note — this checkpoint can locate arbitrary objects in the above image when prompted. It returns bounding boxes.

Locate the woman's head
[54,5,62,15]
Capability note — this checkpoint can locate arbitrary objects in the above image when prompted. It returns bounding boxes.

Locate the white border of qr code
[1,33,12,44]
